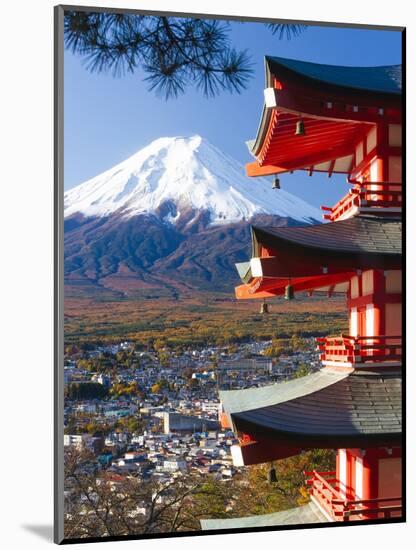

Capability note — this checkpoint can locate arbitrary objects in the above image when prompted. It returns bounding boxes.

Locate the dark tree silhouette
[64,11,306,99]
[265,22,307,39]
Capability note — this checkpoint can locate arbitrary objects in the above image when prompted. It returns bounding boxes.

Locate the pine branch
[64,12,305,99]
[266,23,307,39]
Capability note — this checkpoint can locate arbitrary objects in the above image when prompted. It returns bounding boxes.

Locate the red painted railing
[316,335,402,365]
[321,182,402,222]
[305,470,402,521]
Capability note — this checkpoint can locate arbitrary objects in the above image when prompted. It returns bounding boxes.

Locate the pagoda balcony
[305,470,402,521]
[321,182,402,222]
[316,335,402,368]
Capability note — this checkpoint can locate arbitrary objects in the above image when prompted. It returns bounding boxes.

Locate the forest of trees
[64,447,335,539]
[64,296,348,350]
[66,382,109,400]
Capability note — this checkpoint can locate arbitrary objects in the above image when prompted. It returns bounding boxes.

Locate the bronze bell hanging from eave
[295,119,305,136]
[260,300,269,314]
[268,466,278,483]
[272,176,280,189]
[285,284,294,300]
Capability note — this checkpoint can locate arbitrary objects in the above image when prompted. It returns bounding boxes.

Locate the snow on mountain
[64,135,321,224]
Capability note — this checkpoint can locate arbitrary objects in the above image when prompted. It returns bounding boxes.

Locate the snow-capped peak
[64,135,321,224]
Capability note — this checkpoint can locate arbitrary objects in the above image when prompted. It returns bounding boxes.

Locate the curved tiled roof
[220,369,347,414]
[266,56,402,95]
[228,370,401,441]
[252,217,402,256]
[201,502,327,530]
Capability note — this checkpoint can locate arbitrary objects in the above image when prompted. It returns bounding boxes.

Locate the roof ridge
[266,55,401,70]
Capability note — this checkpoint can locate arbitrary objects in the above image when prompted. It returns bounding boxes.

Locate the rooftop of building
[265,56,402,95]
[251,216,402,256]
[200,501,328,530]
[221,367,401,453]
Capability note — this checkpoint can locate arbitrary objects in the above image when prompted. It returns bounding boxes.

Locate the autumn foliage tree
[64,447,233,538]
[110,381,142,398]
[64,445,335,539]
[229,449,336,517]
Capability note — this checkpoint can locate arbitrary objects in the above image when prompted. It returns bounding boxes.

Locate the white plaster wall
[355,457,364,499]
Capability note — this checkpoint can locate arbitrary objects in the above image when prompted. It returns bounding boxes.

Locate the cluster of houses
[64,338,320,486]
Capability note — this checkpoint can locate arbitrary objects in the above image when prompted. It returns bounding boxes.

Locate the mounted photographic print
[54,4,405,544]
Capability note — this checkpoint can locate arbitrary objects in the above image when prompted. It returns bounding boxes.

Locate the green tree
[115,415,144,434]
[158,351,170,367]
[67,382,109,400]
[294,362,312,378]
[230,449,336,518]
[65,12,305,99]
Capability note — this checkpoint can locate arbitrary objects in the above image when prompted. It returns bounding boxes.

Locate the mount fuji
[64,136,321,298]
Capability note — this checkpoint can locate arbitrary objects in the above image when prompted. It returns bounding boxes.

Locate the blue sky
[64,17,402,207]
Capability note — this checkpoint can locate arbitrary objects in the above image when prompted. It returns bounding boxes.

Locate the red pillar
[362,453,379,500]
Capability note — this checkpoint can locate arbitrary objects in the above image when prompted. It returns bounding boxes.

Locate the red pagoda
[202,57,402,529]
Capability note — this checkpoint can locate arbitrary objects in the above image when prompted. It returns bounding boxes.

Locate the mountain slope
[64,135,321,225]
[64,136,322,298]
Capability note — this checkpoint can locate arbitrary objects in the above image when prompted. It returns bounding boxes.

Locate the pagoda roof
[234,217,401,298]
[252,217,402,256]
[201,502,327,530]
[220,368,347,413]
[235,272,352,299]
[265,57,402,96]
[222,368,401,450]
[246,57,402,176]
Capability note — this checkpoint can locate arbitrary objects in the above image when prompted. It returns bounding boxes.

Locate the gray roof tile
[225,370,401,442]
[266,56,402,95]
[200,502,327,530]
[253,217,402,256]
